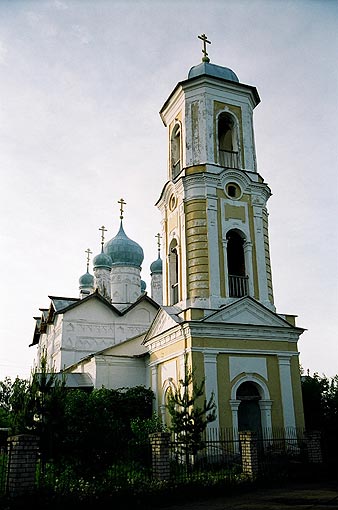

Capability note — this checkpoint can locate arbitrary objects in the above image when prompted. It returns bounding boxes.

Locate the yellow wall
[185,199,210,299]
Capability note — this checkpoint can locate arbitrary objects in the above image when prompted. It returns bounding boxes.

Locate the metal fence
[0,427,331,500]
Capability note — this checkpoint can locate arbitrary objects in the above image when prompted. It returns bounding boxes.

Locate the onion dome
[141,280,147,293]
[150,255,162,274]
[79,270,94,288]
[93,249,112,269]
[104,221,144,269]
[188,62,239,83]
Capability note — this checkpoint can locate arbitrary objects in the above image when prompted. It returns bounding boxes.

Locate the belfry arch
[226,229,249,298]
[217,111,240,168]
[168,238,179,305]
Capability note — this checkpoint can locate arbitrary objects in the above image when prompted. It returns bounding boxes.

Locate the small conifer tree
[166,358,216,466]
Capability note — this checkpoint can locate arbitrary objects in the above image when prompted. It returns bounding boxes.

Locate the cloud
[71,24,92,45]
[54,0,69,10]
[26,11,58,37]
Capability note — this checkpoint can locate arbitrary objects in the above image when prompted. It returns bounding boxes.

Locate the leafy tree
[130,412,167,444]
[0,377,14,428]
[166,361,217,465]
[301,371,338,432]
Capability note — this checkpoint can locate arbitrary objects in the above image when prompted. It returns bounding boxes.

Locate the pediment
[203,297,293,328]
[143,307,182,343]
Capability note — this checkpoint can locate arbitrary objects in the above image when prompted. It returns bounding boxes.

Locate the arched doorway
[236,381,262,435]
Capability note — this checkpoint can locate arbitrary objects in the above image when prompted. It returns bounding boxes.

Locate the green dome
[93,250,112,269]
[141,280,147,292]
[79,271,94,287]
[104,222,144,269]
[150,255,162,274]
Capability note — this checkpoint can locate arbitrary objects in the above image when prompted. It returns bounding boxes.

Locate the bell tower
[157,36,274,312]
[147,38,305,434]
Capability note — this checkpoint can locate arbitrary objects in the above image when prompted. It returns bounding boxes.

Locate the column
[244,240,254,296]
[278,355,296,431]
[204,351,219,429]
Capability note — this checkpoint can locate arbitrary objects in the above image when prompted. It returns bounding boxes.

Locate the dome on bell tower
[188,61,239,83]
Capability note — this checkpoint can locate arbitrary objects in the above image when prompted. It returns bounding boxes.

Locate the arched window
[226,230,248,297]
[236,381,262,435]
[169,239,179,304]
[218,112,239,168]
[171,124,181,179]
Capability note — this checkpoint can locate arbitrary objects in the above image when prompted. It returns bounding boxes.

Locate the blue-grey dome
[93,250,112,269]
[79,271,94,287]
[188,62,239,83]
[141,280,147,292]
[104,222,144,268]
[150,255,162,274]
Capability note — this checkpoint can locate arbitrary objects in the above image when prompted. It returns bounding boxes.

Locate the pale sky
[0,0,337,381]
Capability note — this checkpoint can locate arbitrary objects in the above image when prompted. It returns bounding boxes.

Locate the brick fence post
[239,430,259,479]
[149,432,170,480]
[305,431,322,463]
[6,434,39,496]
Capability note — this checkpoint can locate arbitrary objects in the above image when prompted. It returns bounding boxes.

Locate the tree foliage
[0,361,155,472]
[301,371,338,433]
[166,362,217,459]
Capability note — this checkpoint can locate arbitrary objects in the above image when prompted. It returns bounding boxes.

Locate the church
[30,36,305,434]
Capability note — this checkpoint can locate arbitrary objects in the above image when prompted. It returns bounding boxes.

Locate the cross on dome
[156,232,162,256]
[99,225,107,248]
[85,248,92,271]
[118,198,126,220]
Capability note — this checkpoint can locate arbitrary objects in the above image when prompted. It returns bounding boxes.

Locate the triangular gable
[203,297,295,328]
[119,293,160,315]
[51,292,123,316]
[49,296,79,312]
[143,306,182,343]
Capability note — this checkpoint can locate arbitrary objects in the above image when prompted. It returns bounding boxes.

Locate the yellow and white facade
[31,52,305,434]
[144,59,305,433]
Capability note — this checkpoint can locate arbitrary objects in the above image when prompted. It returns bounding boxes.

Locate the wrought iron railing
[219,150,240,168]
[228,274,249,298]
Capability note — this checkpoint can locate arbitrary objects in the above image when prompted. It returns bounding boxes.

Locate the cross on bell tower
[198,33,211,62]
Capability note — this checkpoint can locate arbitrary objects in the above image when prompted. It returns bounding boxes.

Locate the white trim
[203,351,220,429]
[278,355,296,429]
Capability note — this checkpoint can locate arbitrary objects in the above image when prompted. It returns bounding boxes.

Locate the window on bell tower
[226,230,248,298]
[169,239,179,304]
[170,123,181,180]
[218,112,239,168]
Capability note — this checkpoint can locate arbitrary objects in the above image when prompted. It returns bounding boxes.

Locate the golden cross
[85,248,92,271]
[99,225,107,246]
[156,232,162,252]
[118,198,126,220]
[198,33,211,62]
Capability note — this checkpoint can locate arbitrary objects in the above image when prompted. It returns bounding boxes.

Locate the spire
[198,33,211,63]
